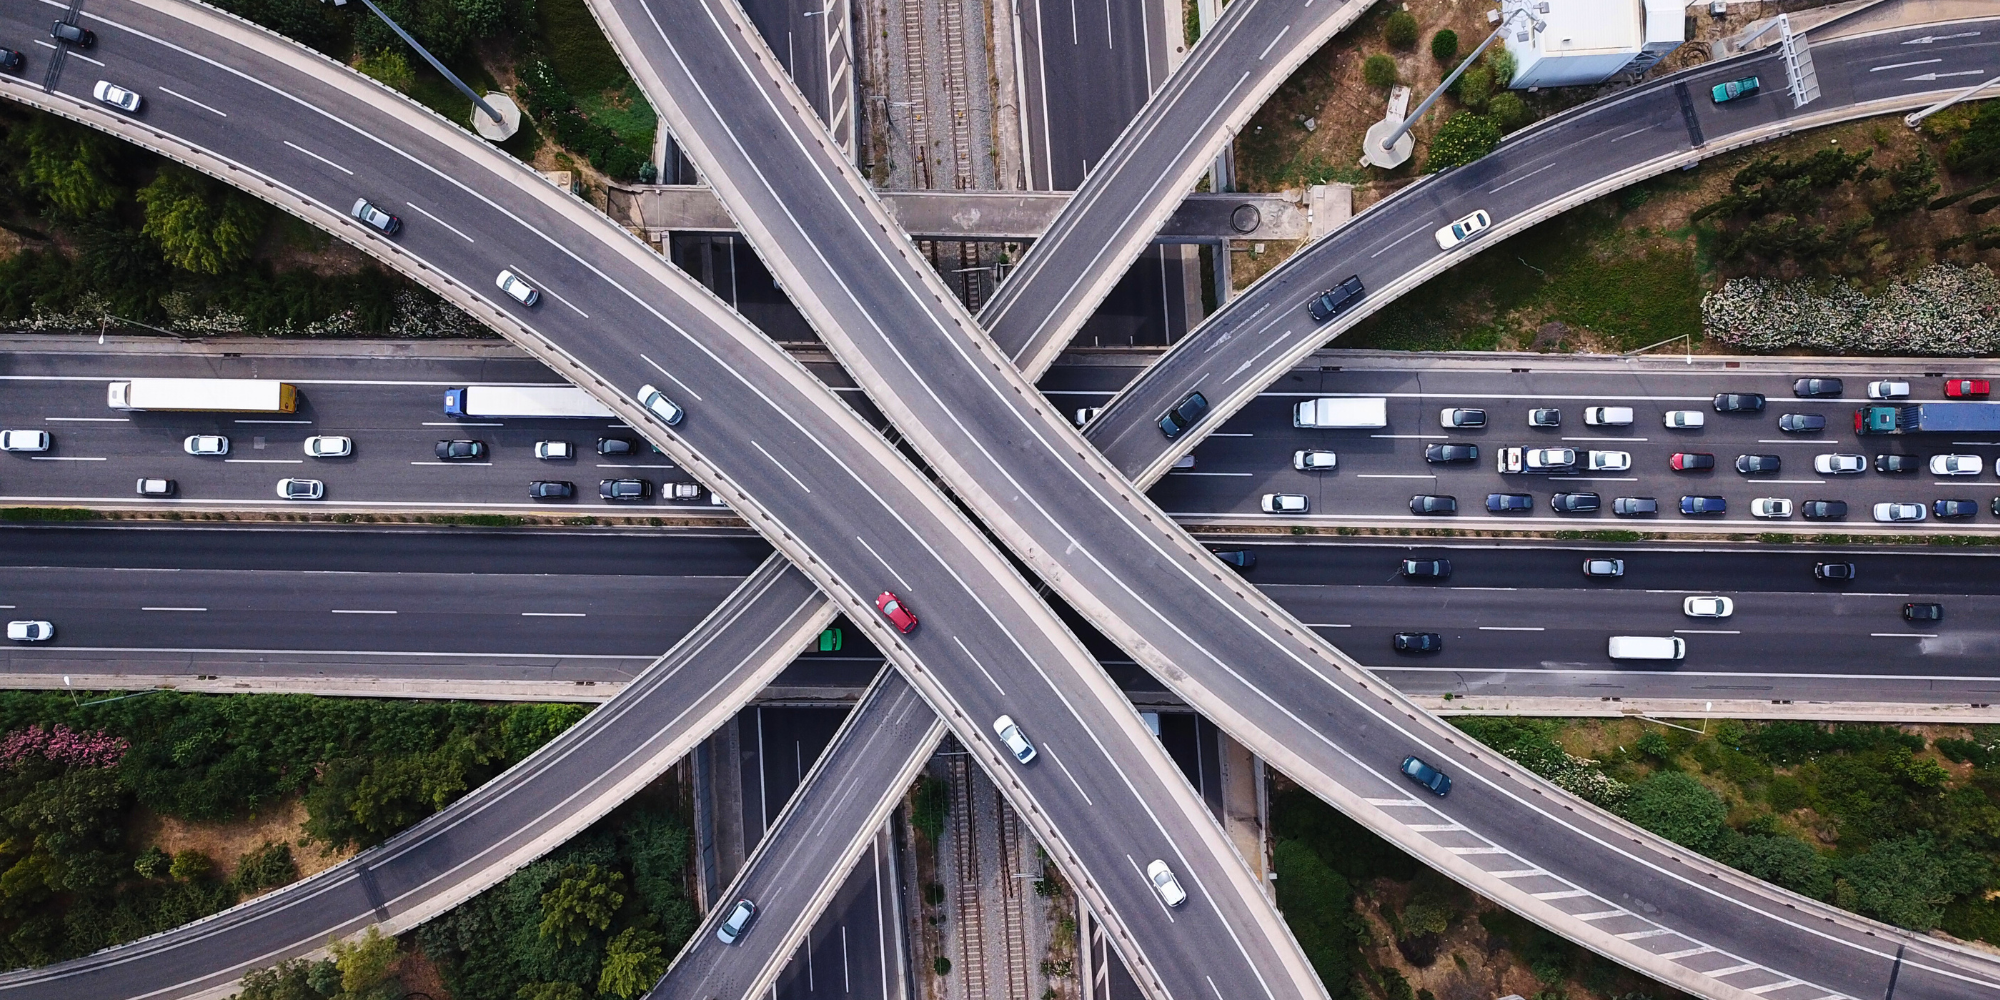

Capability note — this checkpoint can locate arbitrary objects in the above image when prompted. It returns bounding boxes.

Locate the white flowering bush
[1701,263,2000,355]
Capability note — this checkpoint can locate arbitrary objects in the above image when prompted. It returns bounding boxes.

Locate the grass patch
[1,506,98,522]
[534,0,655,158]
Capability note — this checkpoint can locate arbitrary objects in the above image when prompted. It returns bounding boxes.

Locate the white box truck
[1293,397,1388,429]
[108,378,297,412]
[1608,636,1686,661]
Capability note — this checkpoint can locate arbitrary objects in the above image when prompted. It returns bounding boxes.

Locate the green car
[1711,76,1760,103]
[815,627,843,652]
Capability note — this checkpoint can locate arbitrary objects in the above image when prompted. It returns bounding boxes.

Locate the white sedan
[1434,209,1492,249]
[0,430,50,452]
[304,435,352,458]
[1750,497,1792,519]
[1586,450,1631,472]
[495,269,541,306]
[1813,453,1866,475]
[92,80,142,112]
[1683,596,1734,618]
[992,715,1036,764]
[1260,493,1309,514]
[6,621,53,642]
[1873,502,1926,522]
[1145,859,1187,907]
[1930,454,1983,476]
[183,435,230,456]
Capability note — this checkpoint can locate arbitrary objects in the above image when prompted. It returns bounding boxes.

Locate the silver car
[92,80,142,112]
[715,899,756,944]
[1872,502,1925,523]
[1293,450,1337,472]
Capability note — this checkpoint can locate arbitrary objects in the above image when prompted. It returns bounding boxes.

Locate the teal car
[1711,76,1760,103]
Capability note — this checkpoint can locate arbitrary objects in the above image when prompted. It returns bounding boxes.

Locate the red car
[1670,452,1715,471]
[1944,378,1991,398]
[877,591,917,634]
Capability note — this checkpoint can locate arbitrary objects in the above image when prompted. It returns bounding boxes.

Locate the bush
[1424,111,1501,172]
[1454,65,1492,110]
[1363,54,1398,89]
[1383,10,1418,49]
[1429,29,1457,63]
[1274,839,1363,992]
[1836,835,1985,930]
[910,776,949,841]
[1619,771,1728,851]
[231,843,298,896]
[1487,48,1516,88]
[1487,92,1530,131]
[1716,835,1834,900]
[168,850,212,883]
[1702,265,2000,356]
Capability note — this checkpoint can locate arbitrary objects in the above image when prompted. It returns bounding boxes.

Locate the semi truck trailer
[1854,403,2000,434]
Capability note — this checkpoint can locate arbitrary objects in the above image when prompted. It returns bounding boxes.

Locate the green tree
[596,925,667,999]
[1487,48,1516,88]
[1619,771,1728,851]
[539,865,625,947]
[1273,839,1362,992]
[1487,92,1529,132]
[137,166,268,275]
[1716,835,1833,900]
[1429,29,1458,63]
[329,925,400,996]
[230,957,333,1000]
[1945,100,2000,178]
[232,842,299,895]
[618,809,697,946]
[1383,10,1418,49]
[20,115,123,218]
[516,984,585,1000]
[910,776,949,842]
[1836,836,1986,931]
[1363,54,1398,89]
[1423,112,1501,173]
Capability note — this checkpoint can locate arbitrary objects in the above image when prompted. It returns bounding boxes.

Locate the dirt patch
[396,941,454,999]
[1229,237,1302,290]
[132,797,356,882]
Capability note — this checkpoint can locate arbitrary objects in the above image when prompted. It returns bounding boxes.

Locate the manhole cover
[1230,204,1261,233]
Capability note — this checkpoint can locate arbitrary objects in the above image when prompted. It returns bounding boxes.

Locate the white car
[0,430,50,452]
[1583,406,1634,427]
[1439,407,1486,428]
[1433,209,1491,249]
[1073,407,1102,427]
[1662,410,1705,429]
[1145,859,1187,907]
[6,621,53,642]
[992,715,1037,764]
[715,899,756,944]
[1813,453,1866,475]
[1867,380,1911,400]
[1586,450,1631,472]
[1525,447,1576,471]
[637,383,684,426]
[303,435,352,458]
[1750,497,1792,519]
[276,478,324,500]
[1930,454,1982,476]
[1683,596,1734,618]
[184,435,230,456]
[135,477,175,496]
[92,80,142,112]
[495,269,541,306]
[1293,450,1337,472]
[1260,493,1308,514]
[535,440,574,460]
[1873,501,1925,522]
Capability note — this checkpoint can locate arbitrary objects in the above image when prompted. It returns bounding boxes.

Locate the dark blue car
[1680,495,1727,515]
[1400,756,1451,796]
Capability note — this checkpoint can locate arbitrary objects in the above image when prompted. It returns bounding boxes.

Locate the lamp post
[1363,3,1544,169]
[328,0,519,139]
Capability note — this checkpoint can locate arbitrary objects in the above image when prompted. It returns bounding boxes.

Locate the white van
[1608,635,1685,661]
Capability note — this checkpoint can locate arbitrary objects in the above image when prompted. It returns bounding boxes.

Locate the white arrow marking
[1906,70,1989,81]
[1902,31,1981,45]
[1871,58,1941,72]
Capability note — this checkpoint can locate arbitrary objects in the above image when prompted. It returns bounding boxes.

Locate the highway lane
[1083,13,2000,486]
[4,5,1307,999]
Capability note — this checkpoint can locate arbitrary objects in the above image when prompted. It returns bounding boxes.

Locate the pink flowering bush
[0,724,129,769]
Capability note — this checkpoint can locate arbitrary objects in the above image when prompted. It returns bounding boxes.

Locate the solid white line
[596,463,675,469]
[224,458,303,464]
[1168,471,1253,477]
[1453,587,1517,591]
[233,419,312,424]
[158,86,227,117]
[1535,889,1591,900]
[854,535,909,591]
[952,635,1006,696]
[7,644,649,660]
[29,456,104,461]
[753,440,813,493]
[1545,476,1636,482]
[1489,162,1556,193]
[1756,439,1829,444]
[1765,479,1827,484]
[504,263,589,318]
[1575,910,1625,921]
[1304,623,1351,628]
[1046,745,1092,804]
[1674,629,1740,635]
[330,609,396,615]
[521,612,587,617]
[1479,626,1544,631]
[284,140,354,175]
[422,421,503,426]
[640,352,704,401]
[1870,632,1937,638]
[43,417,128,422]
[1206,432,1254,437]
[1369,433,1446,439]
[1256,24,1289,60]
[1368,225,1427,259]
[1356,473,1436,479]
[409,461,493,466]
[141,607,207,612]
[1562,436,1646,442]
[404,200,476,243]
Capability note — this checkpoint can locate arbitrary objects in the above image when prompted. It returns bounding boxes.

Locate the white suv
[1586,450,1631,472]
[304,435,352,458]
[1260,493,1309,514]
[0,430,49,452]
[637,384,684,426]
[184,435,230,456]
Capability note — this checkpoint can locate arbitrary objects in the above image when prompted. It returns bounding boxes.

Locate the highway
[1083,11,2000,486]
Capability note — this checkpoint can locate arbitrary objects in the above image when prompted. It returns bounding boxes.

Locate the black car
[1793,378,1844,397]
[1735,454,1781,474]
[1814,561,1856,582]
[1409,494,1458,515]
[1158,390,1209,440]
[1401,559,1451,579]
[528,480,576,500]
[1551,492,1600,513]
[1399,755,1451,795]
[1903,603,1944,622]
[1528,408,1561,428]
[1393,632,1443,654]
[1777,413,1826,433]
[1994,496,2000,518]
[1307,275,1365,322]
[599,478,652,501]
[597,437,638,456]
[1425,443,1478,464]
[1801,500,1848,520]
[1212,550,1256,571]
[435,439,486,461]
[1486,493,1533,513]
[0,48,23,72]
[51,22,95,47]
[1875,454,1919,474]
[1612,496,1659,517]
[1713,393,1766,413]
[1934,498,1979,519]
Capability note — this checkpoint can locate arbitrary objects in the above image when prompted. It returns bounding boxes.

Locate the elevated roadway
[1081,14,2000,486]
[2,3,1302,998]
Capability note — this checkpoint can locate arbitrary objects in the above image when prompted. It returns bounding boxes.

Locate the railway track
[897,0,932,187]
[950,754,992,1000]
[996,804,1032,998]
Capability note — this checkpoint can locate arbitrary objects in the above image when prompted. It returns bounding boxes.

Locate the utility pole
[1364,3,1544,169]
[325,0,519,138]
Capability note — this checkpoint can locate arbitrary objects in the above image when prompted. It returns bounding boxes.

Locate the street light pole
[1905,70,2000,129]
[346,0,504,125]
[1379,5,1541,153]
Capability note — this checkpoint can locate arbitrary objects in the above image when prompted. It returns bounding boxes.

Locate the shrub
[1487,91,1530,131]
[910,776,949,841]
[1383,10,1418,49]
[168,850,212,883]
[1454,65,1493,110]
[1487,48,1516,88]
[1424,111,1501,172]
[231,843,298,896]
[1716,835,1834,899]
[1619,771,1728,851]
[137,166,270,275]
[1363,54,1398,89]
[1429,29,1457,63]
[1274,839,1363,992]
[133,846,170,880]
[1836,835,1985,930]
